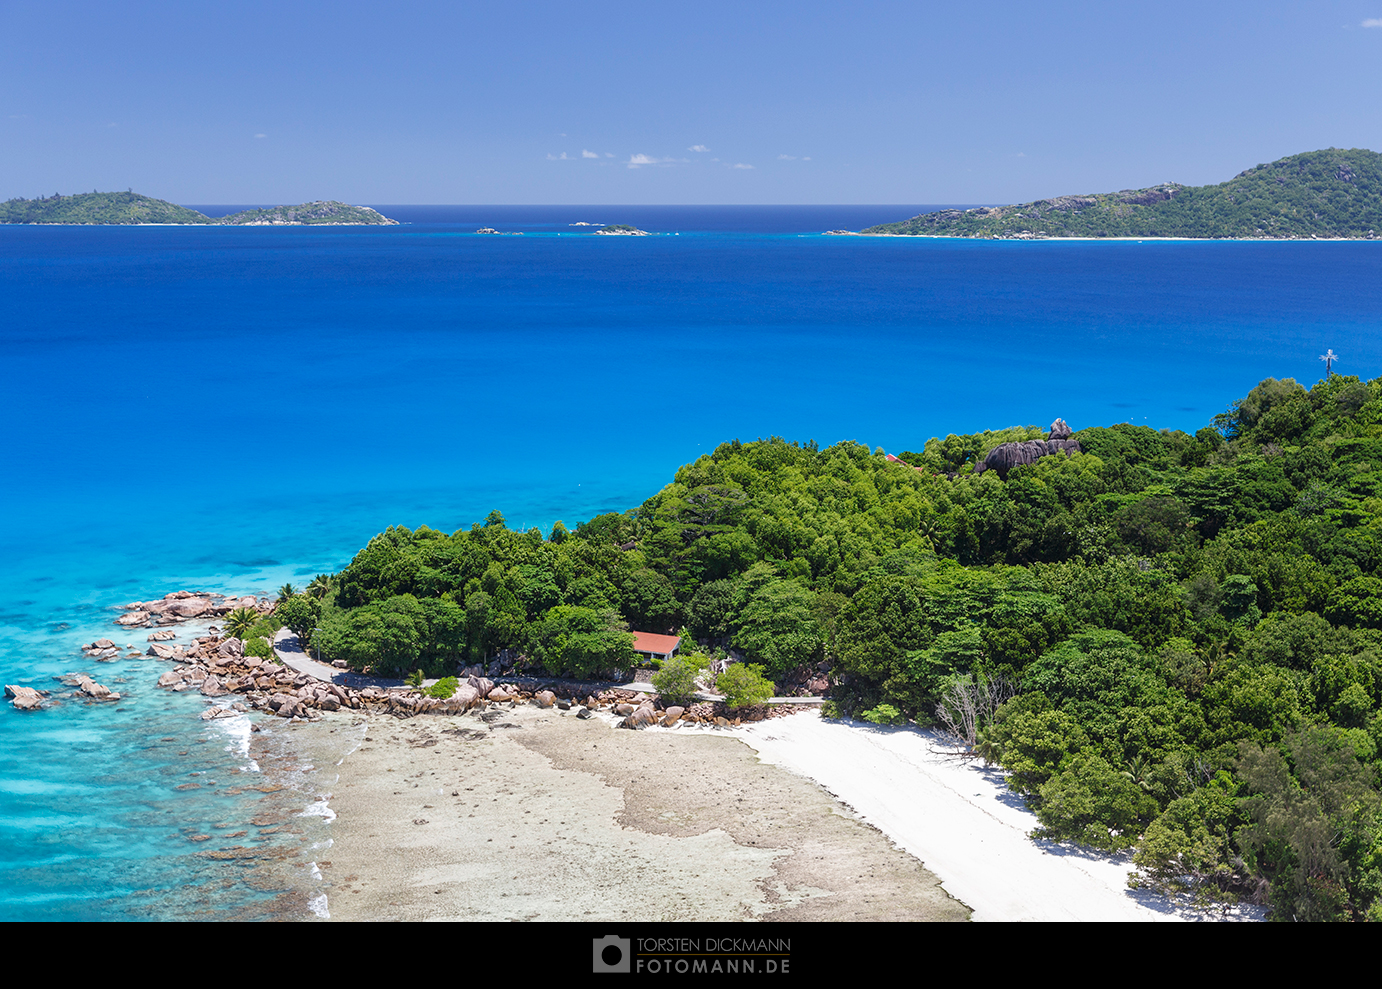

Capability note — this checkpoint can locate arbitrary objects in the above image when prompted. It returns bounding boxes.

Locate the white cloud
[777,154,796,160]
[626,153,688,169]
[1364,18,1382,26]
[582,149,599,158]
[688,144,710,152]
[547,152,573,160]
[605,152,614,158]
[1016,151,1026,157]
[733,163,754,170]
[255,133,267,139]
[803,157,811,161]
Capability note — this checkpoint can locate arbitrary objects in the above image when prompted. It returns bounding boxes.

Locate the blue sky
[3,1,1381,204]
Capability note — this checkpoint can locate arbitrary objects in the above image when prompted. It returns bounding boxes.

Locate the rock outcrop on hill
[974,419,1081,478]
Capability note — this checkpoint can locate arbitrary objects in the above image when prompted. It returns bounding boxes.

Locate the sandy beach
[300,705,1258,922]
[313,705,968,922]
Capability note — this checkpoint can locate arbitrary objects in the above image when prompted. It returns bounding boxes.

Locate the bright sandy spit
[301,705,1252,922]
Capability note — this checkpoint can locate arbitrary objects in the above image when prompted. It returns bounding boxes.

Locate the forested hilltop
[865,148,1382,239]
[289,375,1382,920]
[0,191,397,225]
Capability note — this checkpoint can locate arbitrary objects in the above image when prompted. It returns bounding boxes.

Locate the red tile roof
[631,631,681,655]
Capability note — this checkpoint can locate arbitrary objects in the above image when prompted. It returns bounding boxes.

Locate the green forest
[292,373,1382,920]
[864,148,1382,239]
[0,191,396,225]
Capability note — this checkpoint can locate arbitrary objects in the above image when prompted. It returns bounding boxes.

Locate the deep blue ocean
[2,205,1380,920]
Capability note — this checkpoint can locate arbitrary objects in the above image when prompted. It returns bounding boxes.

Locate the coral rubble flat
[318,705,969,922]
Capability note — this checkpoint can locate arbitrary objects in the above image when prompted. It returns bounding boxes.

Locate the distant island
[864,148,1382,240]
[0,191,398,225]
[595,224,649,236]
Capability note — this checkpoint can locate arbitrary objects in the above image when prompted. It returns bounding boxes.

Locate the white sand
[734,712,1257,922]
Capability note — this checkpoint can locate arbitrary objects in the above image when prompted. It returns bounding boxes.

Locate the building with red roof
[630,631,681,662]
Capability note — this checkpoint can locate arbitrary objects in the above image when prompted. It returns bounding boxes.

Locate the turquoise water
[2,206,1380,919]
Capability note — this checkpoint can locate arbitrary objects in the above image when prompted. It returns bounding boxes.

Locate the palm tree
[1122,754,1154,791]
[224,606,259,640]
[307,574,332,599]
[277,583,298,604]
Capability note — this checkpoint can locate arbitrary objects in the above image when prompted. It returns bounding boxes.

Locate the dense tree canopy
[314,374,1382,919]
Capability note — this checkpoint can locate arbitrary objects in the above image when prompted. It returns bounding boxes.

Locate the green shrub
[406,669,424,687]
[861,703,905,725]
[651,652,710,704]
[244,636,274,659]
[425,676,459,698]
[717,663,775,708]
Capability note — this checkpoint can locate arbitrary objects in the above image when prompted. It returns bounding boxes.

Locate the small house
[630,631,681,663]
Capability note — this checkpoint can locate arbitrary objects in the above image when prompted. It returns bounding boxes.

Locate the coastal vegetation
[864,148,1382,239]
[303,372,1382,920]
[0,191,397,225]
[717,663,776,708]
[650,652,711,704]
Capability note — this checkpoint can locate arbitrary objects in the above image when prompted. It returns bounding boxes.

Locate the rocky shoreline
[9,588,811,737]
[114,589,271,628]
[155,629,804,729]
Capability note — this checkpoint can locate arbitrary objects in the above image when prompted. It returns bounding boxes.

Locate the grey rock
[974,436,1082,478]
[76,676,115,699]
[5,685,43,711]
[217,637,244,658]
[620,706,658,730]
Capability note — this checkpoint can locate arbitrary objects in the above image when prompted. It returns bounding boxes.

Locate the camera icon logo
[593,935,631,973]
